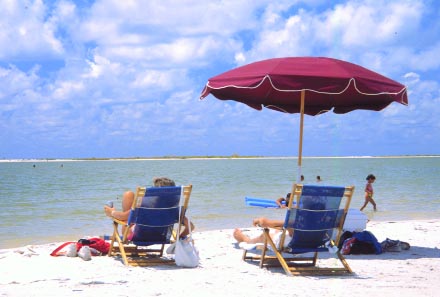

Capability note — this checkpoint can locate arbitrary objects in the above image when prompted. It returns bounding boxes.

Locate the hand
[253,218,266,227]
[252,218,260,227]
[104,205,115,217]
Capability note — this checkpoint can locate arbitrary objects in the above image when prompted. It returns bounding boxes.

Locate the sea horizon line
[1,154,439,163]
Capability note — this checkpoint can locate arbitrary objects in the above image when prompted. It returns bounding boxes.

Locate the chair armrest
[112,218,128,226]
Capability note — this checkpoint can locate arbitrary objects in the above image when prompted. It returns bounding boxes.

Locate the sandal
[399,241,410,250]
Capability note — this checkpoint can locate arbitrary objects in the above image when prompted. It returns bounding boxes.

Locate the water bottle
[325,241,338,254]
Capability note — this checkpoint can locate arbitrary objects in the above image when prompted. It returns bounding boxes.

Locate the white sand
[1,219,439,297]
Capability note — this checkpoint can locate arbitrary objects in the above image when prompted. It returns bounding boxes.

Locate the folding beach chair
[243,184,354,276]
[108,185,192,266]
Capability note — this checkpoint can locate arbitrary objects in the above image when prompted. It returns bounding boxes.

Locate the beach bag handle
[50,241,75,256]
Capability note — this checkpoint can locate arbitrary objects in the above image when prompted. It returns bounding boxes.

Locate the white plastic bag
[174,237,199,268]
[174,217,199,268]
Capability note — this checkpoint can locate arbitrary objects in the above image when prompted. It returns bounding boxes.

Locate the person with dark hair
[275,192,292,208]
[360,174,377,211]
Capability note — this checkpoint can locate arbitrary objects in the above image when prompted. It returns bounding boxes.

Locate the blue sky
[1,0,439,159]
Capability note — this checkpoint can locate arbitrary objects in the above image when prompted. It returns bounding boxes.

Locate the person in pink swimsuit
[360,174,377,211]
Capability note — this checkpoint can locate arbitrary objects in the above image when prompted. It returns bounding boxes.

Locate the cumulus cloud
[0,0,64,59]
[0,0,439,158]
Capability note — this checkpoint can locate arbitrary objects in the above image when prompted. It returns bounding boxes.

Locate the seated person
[233,217,293,248]
[275,192,291,208]
[104,176,194,239]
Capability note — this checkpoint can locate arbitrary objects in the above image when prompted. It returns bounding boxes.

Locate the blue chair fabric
[108,185,192,266]
[129,186,182,245]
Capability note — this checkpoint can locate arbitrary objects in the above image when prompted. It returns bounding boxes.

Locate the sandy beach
[1,219,439,297]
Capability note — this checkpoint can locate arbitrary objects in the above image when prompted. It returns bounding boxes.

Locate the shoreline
[1,219,439,296]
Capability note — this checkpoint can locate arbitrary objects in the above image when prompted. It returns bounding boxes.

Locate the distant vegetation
[82,154,263,160]
[29,154,265,161]
[3,154,439,162]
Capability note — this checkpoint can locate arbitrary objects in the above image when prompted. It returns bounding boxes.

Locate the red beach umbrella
[200,57,408,180]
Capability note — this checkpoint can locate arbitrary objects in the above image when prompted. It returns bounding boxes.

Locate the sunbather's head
[153,177,175,187]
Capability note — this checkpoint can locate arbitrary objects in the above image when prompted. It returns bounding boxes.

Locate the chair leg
[110,222,129,265]
[116,236,129,266]
[337,251,353,273]
[259,245,267,268]
[263,230,293,276]
[312,252,318,266]
[259,229,270,268]
[108,222,119,257]
[108,234,115,257]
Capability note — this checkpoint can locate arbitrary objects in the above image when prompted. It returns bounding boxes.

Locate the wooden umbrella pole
[297,90,305,183]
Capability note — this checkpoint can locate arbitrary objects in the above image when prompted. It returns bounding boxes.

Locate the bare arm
[104,205,130,221]
[275,197,287,208]
[179,216,195,238]
[252,217,284,229]
[104,190,135,221]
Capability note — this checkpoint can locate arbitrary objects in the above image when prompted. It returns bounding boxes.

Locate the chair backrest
[128,186,183,245]
[283,184,353,252]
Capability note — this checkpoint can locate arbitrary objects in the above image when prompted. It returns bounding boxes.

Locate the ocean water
[1,157,439,249]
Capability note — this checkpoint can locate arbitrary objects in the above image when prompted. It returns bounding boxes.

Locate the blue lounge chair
[243,184,354,275]
[109,185,192,266]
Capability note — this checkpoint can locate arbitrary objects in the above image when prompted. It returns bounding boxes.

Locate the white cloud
[0,0,64,59]
[51,81,85,101]
[316,1,423,47]
[408,42,440,71]
[0,0,439,158]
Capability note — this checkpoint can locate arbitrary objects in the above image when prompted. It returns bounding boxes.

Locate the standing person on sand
[360,174,377,211]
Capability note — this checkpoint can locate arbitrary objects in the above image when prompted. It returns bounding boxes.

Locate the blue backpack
[352,231,382,254]
[340,230,382,255]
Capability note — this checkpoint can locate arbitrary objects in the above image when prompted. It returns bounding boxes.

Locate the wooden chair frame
[243,184,354,276]
[108,185,192,266]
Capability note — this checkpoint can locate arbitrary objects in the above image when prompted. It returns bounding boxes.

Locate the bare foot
[233,228,251,243]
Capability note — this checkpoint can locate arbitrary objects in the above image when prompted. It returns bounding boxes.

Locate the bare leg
[370,197,377,211]
[360,199,368,211]
[121,191,135,212]
[121,191,135,235]
[252,217,284,228]
[233,228,265,244]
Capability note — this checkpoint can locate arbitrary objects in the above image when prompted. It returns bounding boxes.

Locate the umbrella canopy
[200,57,408,180]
